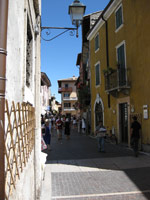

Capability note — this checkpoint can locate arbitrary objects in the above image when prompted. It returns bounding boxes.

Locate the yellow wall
[90,0,150,144]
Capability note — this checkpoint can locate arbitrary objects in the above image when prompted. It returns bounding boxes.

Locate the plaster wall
[5,0,42,198]
[6,0,25,103]
[9,153,35,200]
[6,0,37,106]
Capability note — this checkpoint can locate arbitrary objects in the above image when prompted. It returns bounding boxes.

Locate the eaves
[87,0,122,41]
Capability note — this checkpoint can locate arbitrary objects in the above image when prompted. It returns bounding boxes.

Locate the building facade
[1,0,42,199]
[58,76,78,117]
[76,11,102,133]
[41,72,51,115]
[87,0,150,151]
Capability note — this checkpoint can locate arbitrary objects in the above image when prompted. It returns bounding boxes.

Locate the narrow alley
[40,128,150,200]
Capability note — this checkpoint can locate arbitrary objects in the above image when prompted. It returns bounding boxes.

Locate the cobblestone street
[40,128,150,200]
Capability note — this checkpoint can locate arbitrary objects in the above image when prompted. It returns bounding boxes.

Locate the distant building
[50,95,61,115]
[58,76,78,117]
[41,72,51,115]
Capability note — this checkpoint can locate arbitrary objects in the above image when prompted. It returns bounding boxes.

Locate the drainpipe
[34,14,42,199]
[0,0,9,199]
[102,15,110,108]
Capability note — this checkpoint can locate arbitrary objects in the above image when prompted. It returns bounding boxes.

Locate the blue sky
[41,0,110,102]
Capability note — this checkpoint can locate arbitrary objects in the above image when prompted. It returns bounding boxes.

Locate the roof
[41,72,51,87]
[87,0,114,39]
[58,76,78,83]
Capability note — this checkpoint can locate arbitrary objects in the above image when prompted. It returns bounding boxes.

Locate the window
[115,5,123,30]
[65,84,68,88]
[64,93,70,97]
[116,42,126,85]
[117,43,125,68]
[64,103,71,108]
[95,63,100,86]
[95,33,99,52]
[26,16,33,88]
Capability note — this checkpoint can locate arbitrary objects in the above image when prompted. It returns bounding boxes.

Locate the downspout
[0,0,9,199]
[34,14,42,199]
[102,15,110,108]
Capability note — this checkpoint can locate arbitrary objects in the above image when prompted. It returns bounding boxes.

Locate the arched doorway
[95,101,103,127]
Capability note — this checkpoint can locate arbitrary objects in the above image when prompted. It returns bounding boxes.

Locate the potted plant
[103,67,116,76]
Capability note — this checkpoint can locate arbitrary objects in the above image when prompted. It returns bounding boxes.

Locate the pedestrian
[73,116,77,129]
[55,116,63,140]
[95,120,107,152]
[43,120,51,150]
[130,116,141,157]
[77,117,81,133]
[64,118,71,140]
[81,117,86,133]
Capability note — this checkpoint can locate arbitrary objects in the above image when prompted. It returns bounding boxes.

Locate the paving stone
[40,128,150,200]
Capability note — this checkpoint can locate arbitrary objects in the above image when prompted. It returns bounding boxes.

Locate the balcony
[105,68,130,96]
[63,107,76,111]
[58,87,72,93]
[63,97,78,101]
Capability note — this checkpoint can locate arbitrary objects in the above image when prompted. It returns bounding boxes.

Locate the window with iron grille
[115,5,123,30]
[26,17,33,88]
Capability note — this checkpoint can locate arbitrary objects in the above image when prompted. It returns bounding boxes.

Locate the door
[119,103,128,143]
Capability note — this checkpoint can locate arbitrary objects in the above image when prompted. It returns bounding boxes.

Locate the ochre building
[87,0,150,151]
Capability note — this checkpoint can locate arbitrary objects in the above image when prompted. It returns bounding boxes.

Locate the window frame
[64,93,70,97]
[115,4,124,33]
[64,83,69,88]
[116,40,126,68]
[95,61,100,87]
[94,33,100,53]
[64,102,71,108]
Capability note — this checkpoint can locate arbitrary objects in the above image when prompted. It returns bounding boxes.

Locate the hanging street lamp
[68,0,86,37]
[40,0,86,41]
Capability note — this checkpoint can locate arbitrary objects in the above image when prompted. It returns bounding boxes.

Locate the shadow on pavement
[42,128,150,200]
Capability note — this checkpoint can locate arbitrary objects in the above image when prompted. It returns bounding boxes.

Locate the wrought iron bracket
[41,26,78,42]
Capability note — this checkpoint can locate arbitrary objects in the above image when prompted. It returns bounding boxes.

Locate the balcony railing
[63,97,78,101]
[63,107,76,111]
[58,87,72,93]
[105,68,130,93]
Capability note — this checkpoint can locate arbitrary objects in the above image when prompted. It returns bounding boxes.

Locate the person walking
[73,116,77,129]
[95,120,107,153]
[130,116,141,157]
[64,118,71,140]
[81,117,86,134]
[43,120,51,150]
[55,116,63,140]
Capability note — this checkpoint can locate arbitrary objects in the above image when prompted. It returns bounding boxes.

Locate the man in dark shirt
[131,116,141,157]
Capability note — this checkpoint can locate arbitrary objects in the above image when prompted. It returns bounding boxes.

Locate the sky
[41,0,110,102]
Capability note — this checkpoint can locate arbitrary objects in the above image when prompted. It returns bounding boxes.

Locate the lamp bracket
[41,26,78,41]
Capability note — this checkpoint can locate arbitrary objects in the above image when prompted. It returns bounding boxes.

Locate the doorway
[119,103,128,143]
[95,102,103,128]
